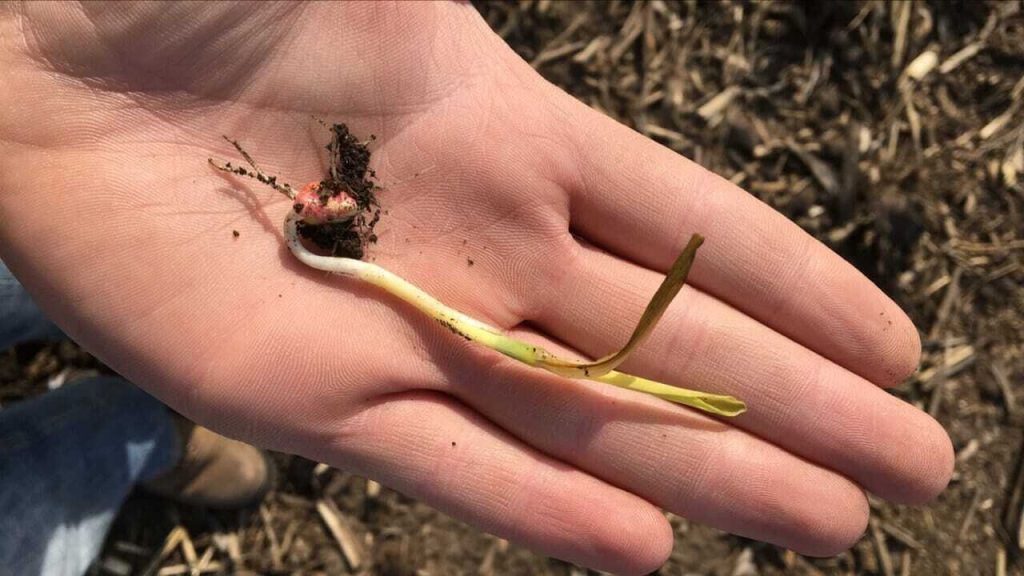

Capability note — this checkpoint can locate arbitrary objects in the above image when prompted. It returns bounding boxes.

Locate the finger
[531,242,952,504]
[443,331,870,557]
[313,390,673,576]
[557,103,920,387]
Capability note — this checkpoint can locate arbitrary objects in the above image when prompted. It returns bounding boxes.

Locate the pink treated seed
[293,181,359,225]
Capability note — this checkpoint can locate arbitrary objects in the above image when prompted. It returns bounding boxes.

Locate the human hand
[0,3,951,574]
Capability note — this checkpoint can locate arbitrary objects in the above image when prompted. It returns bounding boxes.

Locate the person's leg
[0,262,180,575]
[0,260,65,350]
[0,262,273,576]
[0,375,179,576]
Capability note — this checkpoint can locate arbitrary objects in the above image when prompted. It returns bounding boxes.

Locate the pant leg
[0,262,180,576]
[0,376,180,576]
[0,260,65,350]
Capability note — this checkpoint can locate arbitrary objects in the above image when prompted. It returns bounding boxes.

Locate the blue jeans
[0,261,179,576]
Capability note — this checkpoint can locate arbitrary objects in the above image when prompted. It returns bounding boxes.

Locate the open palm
[0,3,952,574]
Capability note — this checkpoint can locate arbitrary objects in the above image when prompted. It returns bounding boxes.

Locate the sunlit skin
[0,3,953,575]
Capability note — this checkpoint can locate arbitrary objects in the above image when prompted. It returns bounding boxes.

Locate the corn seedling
[210,128,746,417]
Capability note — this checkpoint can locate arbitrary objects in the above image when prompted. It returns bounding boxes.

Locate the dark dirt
[296,219,367,260]
[297,122,382,259]
[1,1,1022,575]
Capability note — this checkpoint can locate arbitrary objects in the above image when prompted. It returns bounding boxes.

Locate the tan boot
[143,416,275,509]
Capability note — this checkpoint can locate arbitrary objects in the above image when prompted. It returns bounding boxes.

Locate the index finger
[558,103,920,387]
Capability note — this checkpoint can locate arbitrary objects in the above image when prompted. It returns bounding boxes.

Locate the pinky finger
[315,390,672,576]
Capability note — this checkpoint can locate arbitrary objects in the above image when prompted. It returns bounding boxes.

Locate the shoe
[142,415,276,509]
